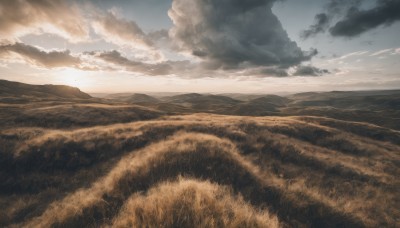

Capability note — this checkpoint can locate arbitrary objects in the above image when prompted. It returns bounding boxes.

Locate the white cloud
[369,48,393,57]
[328,51,369,63]
[92,12,152,50]
[0,0,89,42]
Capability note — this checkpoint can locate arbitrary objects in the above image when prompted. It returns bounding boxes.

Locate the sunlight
[57,68,92,88]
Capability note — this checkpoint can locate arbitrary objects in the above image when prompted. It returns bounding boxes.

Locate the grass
[0,111,399,227]
[111,178,279,228]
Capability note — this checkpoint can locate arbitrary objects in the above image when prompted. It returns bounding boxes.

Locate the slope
[1,114,399,227]
[0,79,91,100]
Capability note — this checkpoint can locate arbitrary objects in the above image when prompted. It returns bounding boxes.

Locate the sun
[57,68,92,88]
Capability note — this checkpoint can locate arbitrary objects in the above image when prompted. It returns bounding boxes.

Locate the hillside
[0,79,91,100]
[288,90,400,101]
[105,93,160,103]
[100,91,400,130]
[1,112,399,227]
[289,93,400,111]
[0,81,399,227]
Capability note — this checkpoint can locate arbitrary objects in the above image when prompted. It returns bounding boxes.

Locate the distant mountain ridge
[0,79,91,99]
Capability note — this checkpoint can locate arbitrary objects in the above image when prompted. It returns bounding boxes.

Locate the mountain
[0,79,91,100]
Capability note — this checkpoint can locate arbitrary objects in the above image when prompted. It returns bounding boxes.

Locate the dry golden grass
[1,113,399,227]
[111,178,279,228]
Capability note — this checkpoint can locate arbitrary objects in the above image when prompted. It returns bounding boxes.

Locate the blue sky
[0,0,399,93]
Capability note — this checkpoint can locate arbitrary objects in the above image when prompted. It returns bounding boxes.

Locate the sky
[0,0,399,94]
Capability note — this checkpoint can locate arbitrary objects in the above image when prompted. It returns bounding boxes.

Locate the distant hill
[250,95,290,107]
[289,90,400,111]
[163,94,240,105]
[161,93,204,103]
[230,96,289,115]
[231,103,278,115]
[289,90,400,101]
[8,79,394,129]
[126,94,160,103]
[160,93,241,112]
[0,79,91,99]
[217,93,266,101]
[105,93,160,103]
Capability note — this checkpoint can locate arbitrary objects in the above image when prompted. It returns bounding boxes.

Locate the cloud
[0,0,88,41]
[0,0,328,78]
[301,0,362,38]
[92,11,153,50]
[168,0,316,70]
[325,0,363,15]
[330,0,400,37]
[301,14,330,39]
[91,11,171,61]
[369,48,393,57]
[147,29,170,43]
[328,50,369,62]
[244,67,289,77]
[89,50,173,76]
[293,65,330,76]
[0,43,181,75]
[0,42,81,68]
[303,0,400,38]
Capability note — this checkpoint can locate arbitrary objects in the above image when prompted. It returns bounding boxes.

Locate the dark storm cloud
[245,67,289,77]
[169,0,316,70]
[0,0,88,41]
[303,0,400,38]
[293,65,330,76]
[301,0,362,38]
[326,0,363,15]
[0,43,81,68]
[301,14,330,39]
[330,0,400,37]
[89,50,173,75]
[261,67,290,77]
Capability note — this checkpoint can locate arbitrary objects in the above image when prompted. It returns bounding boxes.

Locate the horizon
[4,78,400,97]
[1,0,400,93]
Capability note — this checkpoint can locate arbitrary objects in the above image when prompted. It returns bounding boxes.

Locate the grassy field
[1,112,399,227]
[0,80,399,227]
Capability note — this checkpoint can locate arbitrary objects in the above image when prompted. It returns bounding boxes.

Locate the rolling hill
[0,80,399,227]
[99,91,400,130]
[1,114,399,227]
[105,93,161,103]
[161,94,241,111]
[0,81,163,129]
[0,79,91,100]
